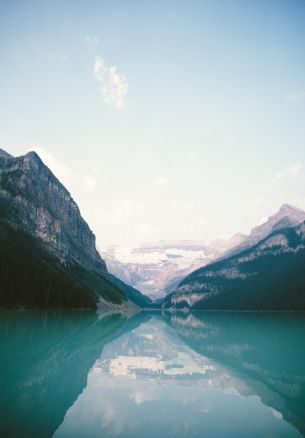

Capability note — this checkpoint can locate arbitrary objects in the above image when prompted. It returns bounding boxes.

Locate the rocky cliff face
[0,149,106,274]
[103,241,218,299]
[223,204,305,258]
[163,220,305,310]
[104,205,305,300]
[0,148,150,309]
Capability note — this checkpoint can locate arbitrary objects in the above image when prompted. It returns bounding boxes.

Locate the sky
[1,0,305,248]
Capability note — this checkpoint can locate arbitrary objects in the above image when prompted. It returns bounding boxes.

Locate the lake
[0,310,305,437]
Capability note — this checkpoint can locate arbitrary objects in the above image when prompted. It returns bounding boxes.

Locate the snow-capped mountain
[103,238,247,299]
[103,204,305,300]
[103,241,218,299]
[162,219,305,311]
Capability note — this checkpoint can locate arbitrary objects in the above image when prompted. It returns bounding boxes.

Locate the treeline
[195,252,305,310]
[0,221,98,309]
[165,226,305,311]
[192,243,305,311]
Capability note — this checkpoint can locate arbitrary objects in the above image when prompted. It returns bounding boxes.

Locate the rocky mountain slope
[163,220,305,310]
[0,148,106,272]
[223,203,305,258]
[0,148,147,309]
[105,204,305,301]
[103,241,220,299]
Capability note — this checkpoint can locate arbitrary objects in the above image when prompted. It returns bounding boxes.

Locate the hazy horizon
[1,0,305,247]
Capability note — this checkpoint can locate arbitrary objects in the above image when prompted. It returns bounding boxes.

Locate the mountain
[0,148,147,309]
[0,149,107,273]
[163,220,305,310]
[104,205,305,300]
[208,232,247,254]
[103,240,221,299]
[223,203,305,258]
[109,274,153,308]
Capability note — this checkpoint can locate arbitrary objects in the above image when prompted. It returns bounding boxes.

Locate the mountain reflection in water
[0,310,304,438]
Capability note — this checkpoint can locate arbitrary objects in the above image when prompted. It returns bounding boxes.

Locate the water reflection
[0,311,148,438]
[165,311,305,435]
[0,311,305,437]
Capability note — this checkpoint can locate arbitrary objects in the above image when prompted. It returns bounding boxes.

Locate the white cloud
[186,152,199,160]
[248,195,264,207]
[154,176,168,188]
[85,35,99,49]
[94,56,128,108]
[171,201,192,214]
[83,175,97,192]
[271,162,303,183]
[112,198,133,222]
[138,223,159,241]
[92,167,104,177]
[60,53,70,63]
[285,90,305,103]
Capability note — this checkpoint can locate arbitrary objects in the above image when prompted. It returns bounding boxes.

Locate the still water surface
[0,311,305,437]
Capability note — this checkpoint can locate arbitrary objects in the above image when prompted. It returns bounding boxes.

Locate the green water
[0,311,305,437]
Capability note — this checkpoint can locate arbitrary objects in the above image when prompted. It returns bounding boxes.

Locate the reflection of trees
[0,311,149,438]
[1,310,304,437]
[165,311,305,436]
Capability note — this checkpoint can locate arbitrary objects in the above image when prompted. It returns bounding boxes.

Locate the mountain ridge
[163,219,305,310]
[222,203,305,259]
[104,204,305,301]
[0,148,147,309]
[0,149,106,273]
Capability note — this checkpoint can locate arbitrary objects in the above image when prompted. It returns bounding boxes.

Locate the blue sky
[1,0,305,247]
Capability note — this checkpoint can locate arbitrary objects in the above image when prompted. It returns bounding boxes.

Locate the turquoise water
[1,311,305,437]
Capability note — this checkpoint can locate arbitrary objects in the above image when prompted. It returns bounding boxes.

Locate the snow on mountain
[103,204,305,300]
[102,242,218,299]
